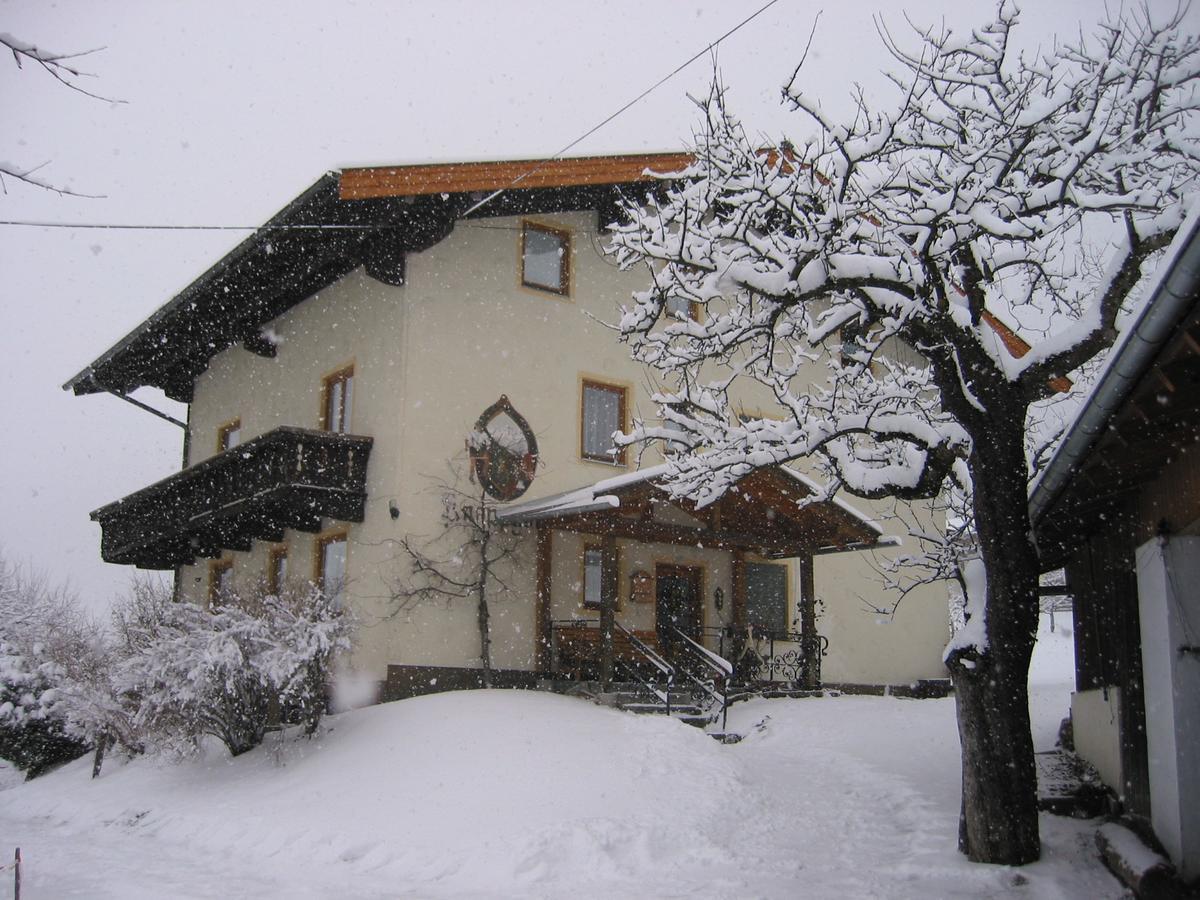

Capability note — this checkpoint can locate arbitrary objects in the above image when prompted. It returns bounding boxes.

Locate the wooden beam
[339,152,694,201]
[798,554,820,689]
[535,526,553,672]
[599,535,619,690]
[730,550,748,675]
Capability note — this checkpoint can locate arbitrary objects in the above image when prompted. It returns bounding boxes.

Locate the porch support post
[798,552,820,689]
[535,525,553,673]
[599,534,619,690]
[730,550,747,679]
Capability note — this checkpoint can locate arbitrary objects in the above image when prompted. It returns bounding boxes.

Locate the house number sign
[467,395,539,501]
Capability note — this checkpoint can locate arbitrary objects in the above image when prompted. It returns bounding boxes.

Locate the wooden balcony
[92,426,373,569]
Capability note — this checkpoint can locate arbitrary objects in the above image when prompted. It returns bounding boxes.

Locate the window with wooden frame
[663,295,700,322]
[582,543,605,609]
[521,221,570,296]
[209,558,234,608]
[581,379,627,464]
[315,531,348,608]
[217,418,242,453]
[266,545,288,596]
[321,365,355,434]
[580,542,619,614]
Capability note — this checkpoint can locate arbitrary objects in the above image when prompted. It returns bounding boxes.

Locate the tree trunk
[477,527,493,688]
[949,416,1042,865]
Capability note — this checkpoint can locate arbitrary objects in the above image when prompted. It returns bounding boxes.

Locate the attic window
[521,222,570,295]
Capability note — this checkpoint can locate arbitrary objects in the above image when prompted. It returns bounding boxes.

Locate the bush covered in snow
[0,555,90,777]
[1,558,353,774]
[113,580,352,757]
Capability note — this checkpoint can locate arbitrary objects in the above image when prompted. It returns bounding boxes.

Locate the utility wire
[457,0,783,218]
[0,0,783,235]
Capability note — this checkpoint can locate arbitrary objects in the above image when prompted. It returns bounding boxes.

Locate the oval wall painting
[468,395,539,501]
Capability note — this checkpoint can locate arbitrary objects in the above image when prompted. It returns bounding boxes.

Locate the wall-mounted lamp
[714,586,725,612]
[388,500,400,521]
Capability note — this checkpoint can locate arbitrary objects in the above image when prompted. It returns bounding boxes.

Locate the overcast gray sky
[1,0,1184,612]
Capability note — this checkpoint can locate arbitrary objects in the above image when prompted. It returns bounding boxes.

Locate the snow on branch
[609,4,1200,511]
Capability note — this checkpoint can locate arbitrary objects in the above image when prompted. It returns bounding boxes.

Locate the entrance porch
[497,463,892,696]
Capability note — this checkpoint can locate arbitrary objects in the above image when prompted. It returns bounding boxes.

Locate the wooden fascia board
[338,152,694,201]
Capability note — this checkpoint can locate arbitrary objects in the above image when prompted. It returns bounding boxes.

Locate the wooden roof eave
[505,466,887,559]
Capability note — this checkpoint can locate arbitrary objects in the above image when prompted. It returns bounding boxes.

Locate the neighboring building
[65,153,951,698]
[1031,211,1200,881]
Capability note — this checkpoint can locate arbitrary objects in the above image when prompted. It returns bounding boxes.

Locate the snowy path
[0,619,1120,899]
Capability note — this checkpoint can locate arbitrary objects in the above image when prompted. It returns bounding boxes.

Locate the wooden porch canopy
[496,463,890,557]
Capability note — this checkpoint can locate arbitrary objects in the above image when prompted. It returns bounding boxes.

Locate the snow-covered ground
[0,615,1115,899]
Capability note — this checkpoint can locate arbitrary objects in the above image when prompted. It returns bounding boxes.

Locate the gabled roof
[1031,209,1200,565]
[498,462,894,558]
[62,152,691,403]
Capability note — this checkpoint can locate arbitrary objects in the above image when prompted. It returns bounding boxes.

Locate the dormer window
[217,418,241,452]
[321,365,354,433]
[521,221,570,296]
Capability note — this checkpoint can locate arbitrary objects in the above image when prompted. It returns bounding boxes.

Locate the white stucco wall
[176,208,949,687]
[1071,686,1125,797]
[1136,534,1200,880]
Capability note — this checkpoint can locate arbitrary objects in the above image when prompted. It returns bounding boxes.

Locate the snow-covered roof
[1029,206,1200,527]
[497,462,892,555]
[62,152,690,402]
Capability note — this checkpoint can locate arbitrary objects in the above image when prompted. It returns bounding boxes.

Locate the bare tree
[1,33,116,196]
[608,4,1199,865]
[390,474,526,688]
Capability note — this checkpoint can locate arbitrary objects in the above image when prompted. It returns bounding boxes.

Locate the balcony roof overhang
[92,426,373,569]
[63,152,692,404]
[497,463,895,559]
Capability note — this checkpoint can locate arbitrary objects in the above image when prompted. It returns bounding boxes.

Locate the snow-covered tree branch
[607,2,1199,866]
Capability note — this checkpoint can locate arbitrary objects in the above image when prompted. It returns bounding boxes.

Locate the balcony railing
[92,426,372,569]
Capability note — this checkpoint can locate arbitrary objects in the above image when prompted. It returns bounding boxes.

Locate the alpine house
[65,152,952,706]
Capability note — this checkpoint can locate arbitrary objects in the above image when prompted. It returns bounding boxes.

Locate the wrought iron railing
[666,625,732,731]
[695,625,828,687]
[613,622,675,714]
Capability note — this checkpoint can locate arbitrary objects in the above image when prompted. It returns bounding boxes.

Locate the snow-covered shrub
[0,555,89,777]
[115,581,351,757]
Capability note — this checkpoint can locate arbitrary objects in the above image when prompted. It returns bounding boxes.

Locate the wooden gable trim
[339,152,694,201]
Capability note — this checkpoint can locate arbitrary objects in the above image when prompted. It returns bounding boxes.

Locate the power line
[459,0,783,219]
[0,0,784,235]
[0,220,377,231]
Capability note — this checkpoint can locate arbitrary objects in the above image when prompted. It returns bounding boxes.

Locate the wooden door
[656,564,703,652]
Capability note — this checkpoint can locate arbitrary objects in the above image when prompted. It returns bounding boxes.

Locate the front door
[656,564,702,658]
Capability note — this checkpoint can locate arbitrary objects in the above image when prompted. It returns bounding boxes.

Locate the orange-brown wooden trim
[339,152,694,201]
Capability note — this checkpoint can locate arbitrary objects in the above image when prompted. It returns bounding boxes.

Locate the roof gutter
[1029,211,1200,527]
